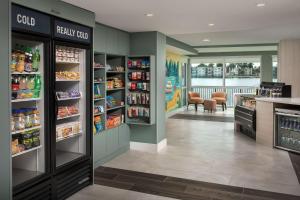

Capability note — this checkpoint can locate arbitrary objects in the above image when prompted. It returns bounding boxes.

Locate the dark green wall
[130,32,166,144]
[0,0,11,199]
[12,0,95,27]
[94,23,130,55]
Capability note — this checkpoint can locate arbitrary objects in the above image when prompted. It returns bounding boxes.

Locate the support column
[0,0,12,199]
[261,54,273,82]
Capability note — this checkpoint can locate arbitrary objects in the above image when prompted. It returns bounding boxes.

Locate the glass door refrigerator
[52,18,93,199]
[275,108,300,154]
[11,4,52,199]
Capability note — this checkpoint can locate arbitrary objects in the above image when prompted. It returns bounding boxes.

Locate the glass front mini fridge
[275,108,300,154]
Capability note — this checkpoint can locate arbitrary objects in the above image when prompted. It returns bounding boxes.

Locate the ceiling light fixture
[208,23,215,26]
[145,13,154,17]
[203,39,210,42]
[256,3,265,7]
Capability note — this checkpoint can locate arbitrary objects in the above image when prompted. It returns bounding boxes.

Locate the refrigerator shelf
[94,67,105,69]
[11,126,42,135]
[278,127,300,133]
[56,132,82,142]
[94,97,105,101]
[57,113,80,120]
[94,81,105,84]
[94,112,104,116]
[56,61,80,65]
[107,105,125,111]
[106,71,125,74]
[12,145,42,158]
[57,96,81,101]
[107,87,125,91]
[11,72,41,75]
[56,79,80,82]
[12,98,41,103]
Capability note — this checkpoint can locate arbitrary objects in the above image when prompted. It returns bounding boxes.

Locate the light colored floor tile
[68,185,177,200]
[104,113,300,196]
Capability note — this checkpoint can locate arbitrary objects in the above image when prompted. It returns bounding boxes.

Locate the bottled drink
[24,48,33,72]
[32,48,40,72]
[34,75,41,98]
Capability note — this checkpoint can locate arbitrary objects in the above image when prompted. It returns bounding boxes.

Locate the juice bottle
[16,53,25,73]
[34,75,41,98]
[32,48,40,72]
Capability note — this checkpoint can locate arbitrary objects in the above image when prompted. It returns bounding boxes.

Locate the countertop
[255,97,300,105]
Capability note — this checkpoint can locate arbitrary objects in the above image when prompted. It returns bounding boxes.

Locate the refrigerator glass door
[276,113,300,153]
[55,45,87,167]
[11,36,46,186]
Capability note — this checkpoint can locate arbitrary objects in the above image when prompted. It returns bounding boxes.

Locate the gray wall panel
[0,0,11,199]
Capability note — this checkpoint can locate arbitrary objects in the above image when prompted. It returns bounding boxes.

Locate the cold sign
[17,14,35,27]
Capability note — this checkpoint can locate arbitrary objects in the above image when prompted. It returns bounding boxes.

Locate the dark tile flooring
[95,166,300,200]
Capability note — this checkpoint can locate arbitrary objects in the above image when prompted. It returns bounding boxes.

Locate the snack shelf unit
[93,52,107,134]
[126,55,155,125]
[106,54,126,130]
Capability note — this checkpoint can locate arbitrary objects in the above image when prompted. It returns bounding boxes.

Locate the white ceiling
[63,0,300,46]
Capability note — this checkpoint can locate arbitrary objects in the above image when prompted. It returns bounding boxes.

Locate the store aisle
[103,118,300,196]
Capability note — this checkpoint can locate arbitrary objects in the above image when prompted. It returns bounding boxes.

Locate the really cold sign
[54,20,91,44]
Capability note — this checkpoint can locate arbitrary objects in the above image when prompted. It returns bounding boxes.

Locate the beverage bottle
[24,48,33,72]
[11,76,19,99]
[34,75,41,98]
[32,48,40,72]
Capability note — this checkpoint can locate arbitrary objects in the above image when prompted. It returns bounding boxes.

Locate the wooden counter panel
[256,101,274,147]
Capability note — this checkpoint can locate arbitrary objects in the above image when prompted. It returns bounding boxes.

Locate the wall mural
[165,51,186,112]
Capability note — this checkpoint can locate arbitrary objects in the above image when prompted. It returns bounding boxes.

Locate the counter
[255,97,300,105]
[254,97,300,147]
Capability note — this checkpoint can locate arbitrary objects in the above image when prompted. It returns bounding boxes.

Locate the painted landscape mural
[165,51,186,112]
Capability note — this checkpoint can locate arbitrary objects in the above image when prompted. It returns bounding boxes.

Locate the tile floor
[103,110,300,196]
[68,185,176,200]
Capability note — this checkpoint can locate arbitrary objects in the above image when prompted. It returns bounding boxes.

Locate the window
[225,57,261,87]
[191,58,224,86]
[191,56,261,87]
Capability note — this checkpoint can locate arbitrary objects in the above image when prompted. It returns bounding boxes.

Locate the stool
[203,99,217,112]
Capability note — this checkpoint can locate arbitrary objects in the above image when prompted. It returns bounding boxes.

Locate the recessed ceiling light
[208,23,215,26]
[256,3,265,7]
[203,39,210,42]
[145,13,154,17]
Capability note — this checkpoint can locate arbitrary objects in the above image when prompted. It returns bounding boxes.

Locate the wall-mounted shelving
[126,56,155,125]
[93,53,106,134]
[106,54,126,130]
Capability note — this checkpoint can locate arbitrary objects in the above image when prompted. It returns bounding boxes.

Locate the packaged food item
[16,53,25,73]
[67,105,79,115]
[30,109,38,127]
[28,129,40,147]
[57,106,69,119]
[20,131,33,150]
[11,117,15,132]
[11,138,20,155]
[24,108,33,128]
[13,109,25,130]
[94,116,103,133]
